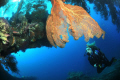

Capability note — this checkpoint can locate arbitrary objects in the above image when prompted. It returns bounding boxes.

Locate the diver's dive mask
[86,47,93,55]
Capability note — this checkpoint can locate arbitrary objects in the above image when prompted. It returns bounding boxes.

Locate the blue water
[1,0,120,80]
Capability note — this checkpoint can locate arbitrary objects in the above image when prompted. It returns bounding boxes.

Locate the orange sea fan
[46,0,105,48]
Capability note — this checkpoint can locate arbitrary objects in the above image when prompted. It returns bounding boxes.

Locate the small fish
[13,31,20,34]
[31,38,36,42]
[4,34,10,37]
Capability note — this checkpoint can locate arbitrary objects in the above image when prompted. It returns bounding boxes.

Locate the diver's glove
[99,64,102,68]
[94,64,97,67]
[94,64,102,68]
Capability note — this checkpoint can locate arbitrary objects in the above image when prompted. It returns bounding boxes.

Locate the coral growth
[10,20,45,52]
[0,56,37,80]
[0,55,18,73]
[46,0,105,48]
[66,72,91,80]
[0,0,51,57]
[0,17,45,56]
[0,18,10,44]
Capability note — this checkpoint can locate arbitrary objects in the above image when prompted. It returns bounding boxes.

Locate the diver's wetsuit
[87,46,115,73]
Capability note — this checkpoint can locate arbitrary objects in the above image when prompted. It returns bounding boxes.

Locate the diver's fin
[113,58,117,62]
[112,57,117,62]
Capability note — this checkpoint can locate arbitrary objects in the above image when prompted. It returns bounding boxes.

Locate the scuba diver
[85,41,116,73]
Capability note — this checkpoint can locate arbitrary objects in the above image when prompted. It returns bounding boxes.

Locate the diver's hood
[86,47,93,54]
